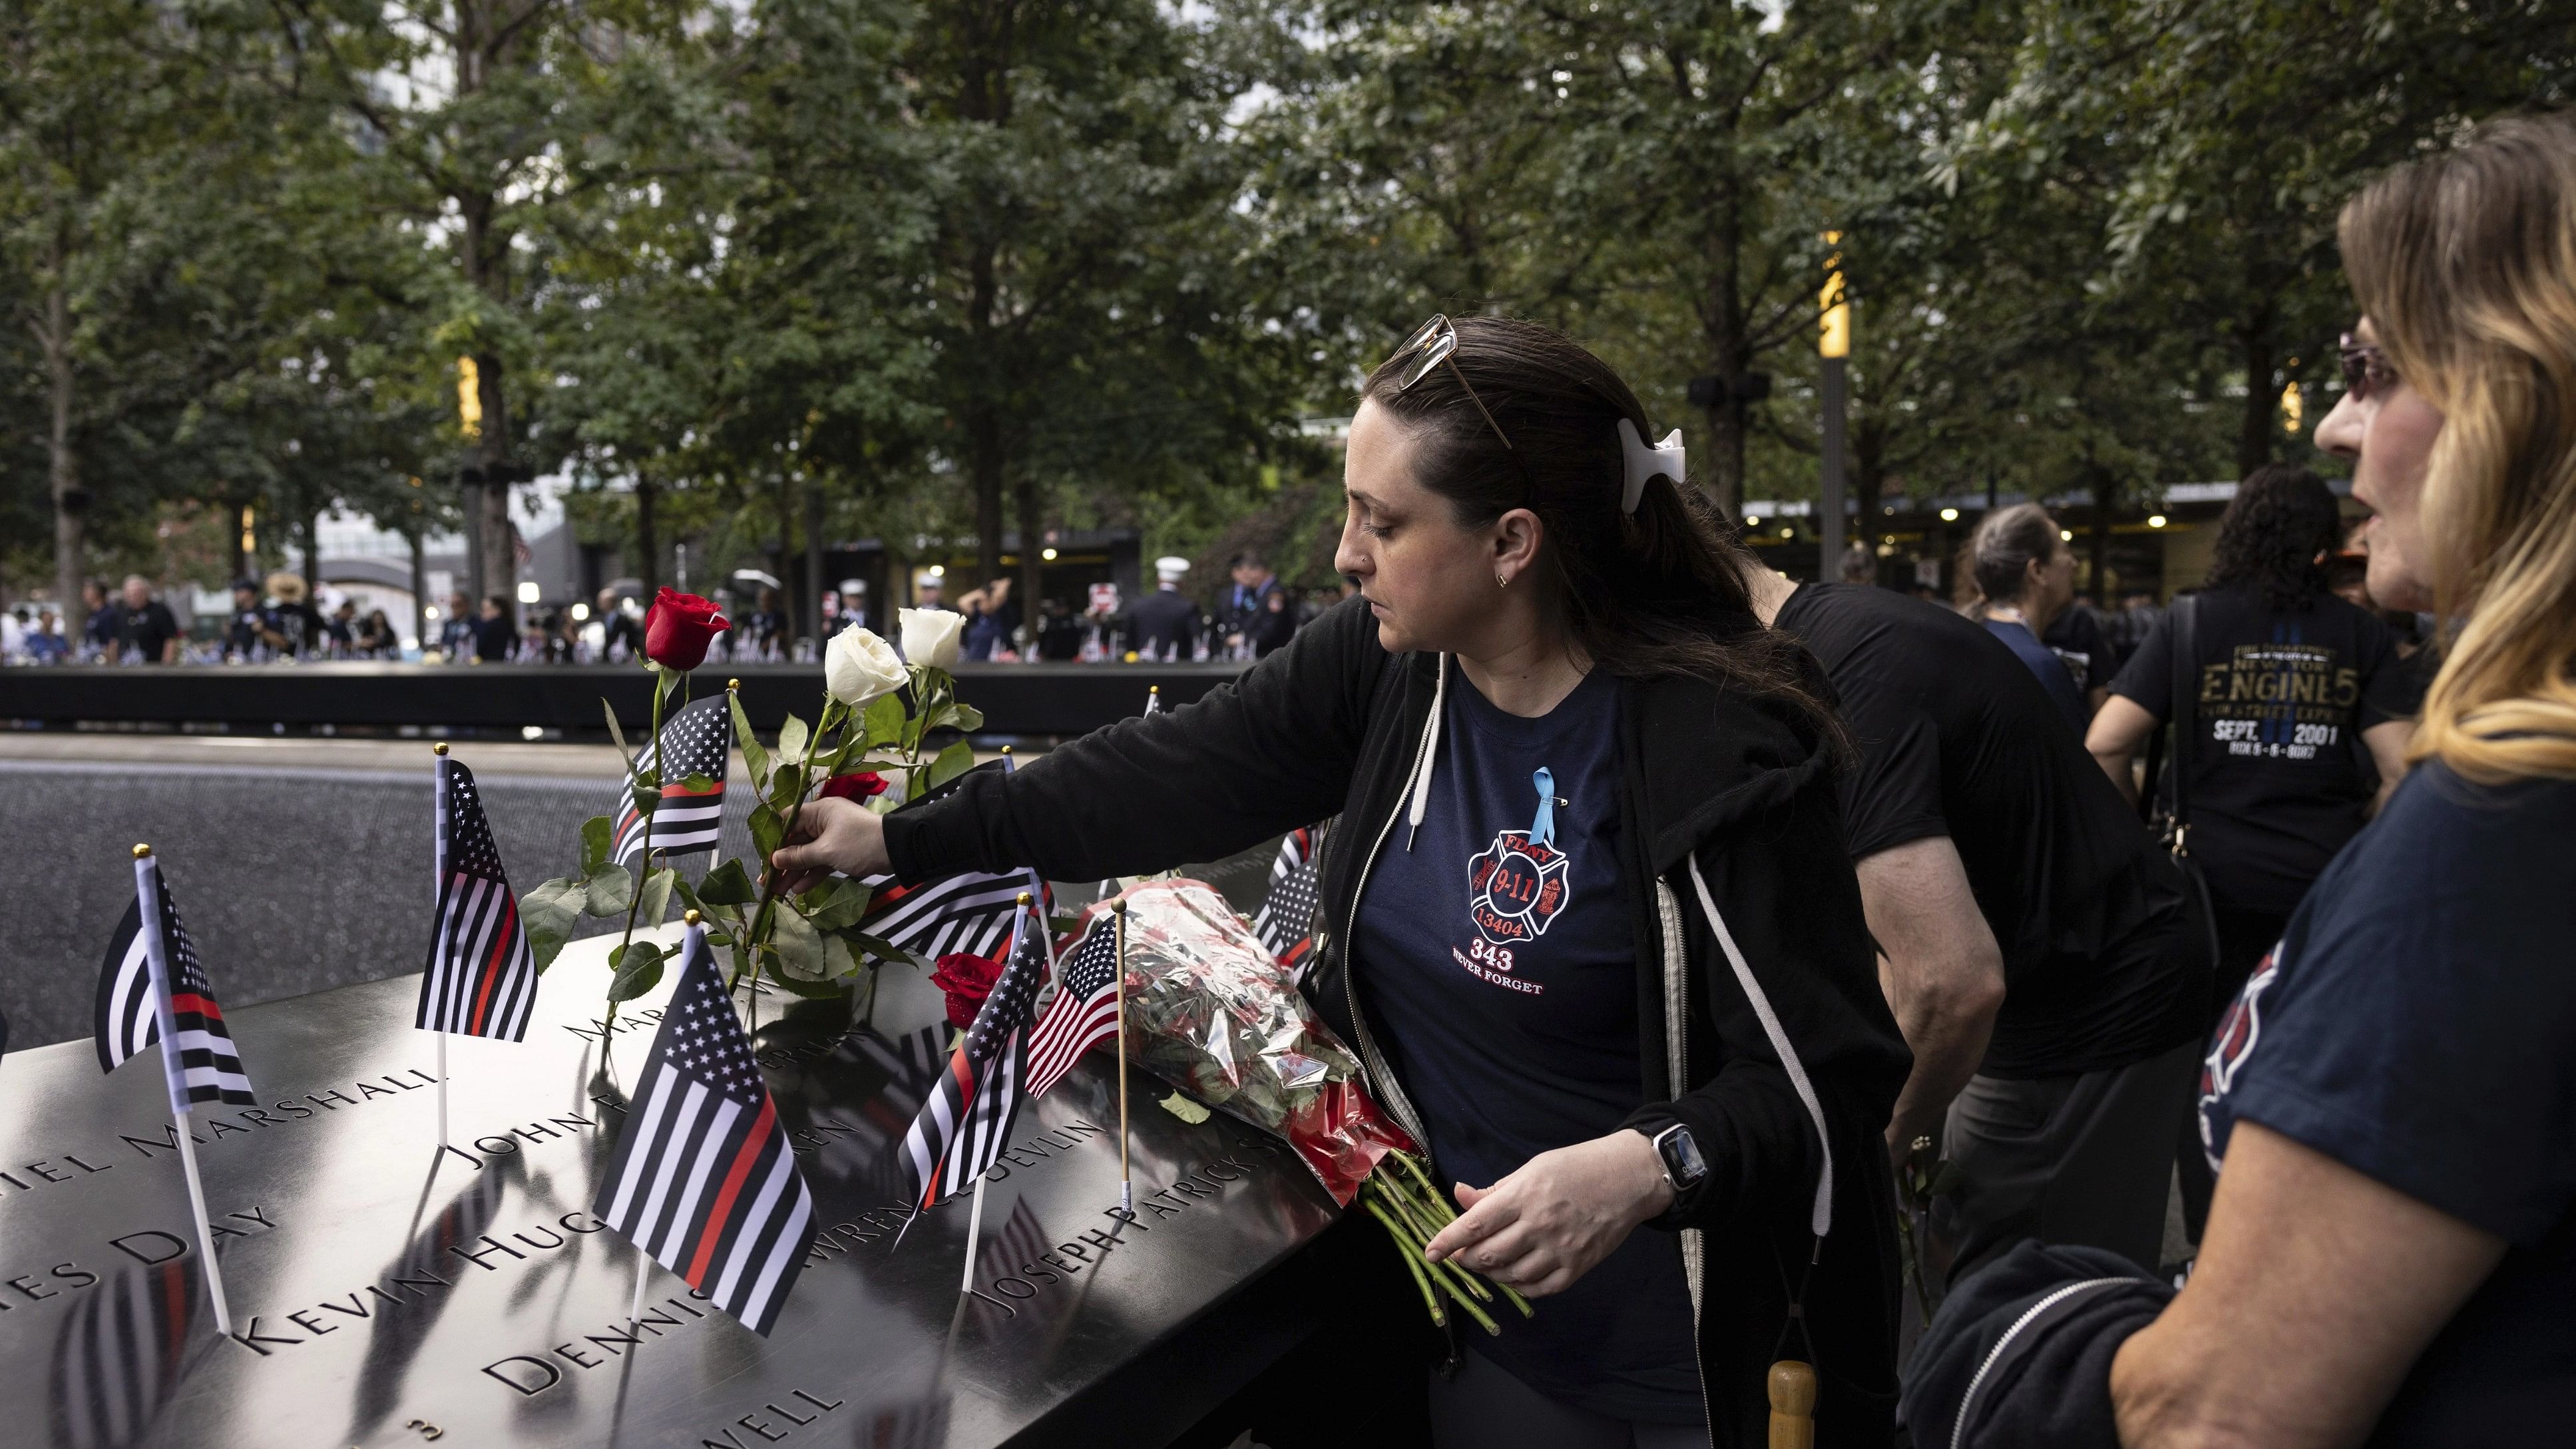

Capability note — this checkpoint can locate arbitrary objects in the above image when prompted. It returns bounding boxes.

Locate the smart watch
[1649,1122,1708,1201]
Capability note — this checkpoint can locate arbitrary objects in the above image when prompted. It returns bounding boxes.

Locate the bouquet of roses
[519,593,982,1010]
[1094,879,1531,1335]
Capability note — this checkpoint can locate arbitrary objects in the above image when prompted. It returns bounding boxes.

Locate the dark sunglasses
[2339,332,2399,402]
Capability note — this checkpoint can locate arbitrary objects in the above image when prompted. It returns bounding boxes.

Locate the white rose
[823,627,907,706]
[899,606,964,670]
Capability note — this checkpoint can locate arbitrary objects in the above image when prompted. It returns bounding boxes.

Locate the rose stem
[1367,1181,1496,1307]
[736,698,837,992]
[1363,1200,1444,1327]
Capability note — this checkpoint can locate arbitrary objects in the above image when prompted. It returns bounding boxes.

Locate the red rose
[643,586,729,670]
[819,771,888,801]
[929,950,1004,1030]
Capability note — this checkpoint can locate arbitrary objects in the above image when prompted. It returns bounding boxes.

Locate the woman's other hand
[769,796,890,893]
[1421,1130,1674,1297]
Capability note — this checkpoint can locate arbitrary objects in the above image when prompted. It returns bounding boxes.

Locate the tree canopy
[6,0,2571,612]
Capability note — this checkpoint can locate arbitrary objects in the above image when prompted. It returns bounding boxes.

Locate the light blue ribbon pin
[1529,767,1558,849]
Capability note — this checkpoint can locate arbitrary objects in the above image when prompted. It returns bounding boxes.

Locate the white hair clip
[1618,419,1685,514]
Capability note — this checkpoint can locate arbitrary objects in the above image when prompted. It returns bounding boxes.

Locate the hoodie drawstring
[1404,653,1448,850]
[1687,854,1834,1239]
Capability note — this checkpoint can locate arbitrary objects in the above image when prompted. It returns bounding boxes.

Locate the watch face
[1659,1126,1708,1187]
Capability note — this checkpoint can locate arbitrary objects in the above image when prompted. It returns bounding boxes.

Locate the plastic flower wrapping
[1096,879,1410,1205]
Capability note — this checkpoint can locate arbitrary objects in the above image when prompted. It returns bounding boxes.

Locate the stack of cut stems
[1360,1149,1534,1335]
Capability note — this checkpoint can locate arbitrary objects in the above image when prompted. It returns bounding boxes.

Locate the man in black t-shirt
[1760,574,2210,1277]
[110,576,182,664]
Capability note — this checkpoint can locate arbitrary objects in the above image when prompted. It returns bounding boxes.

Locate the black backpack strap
[2168,594,2197,852]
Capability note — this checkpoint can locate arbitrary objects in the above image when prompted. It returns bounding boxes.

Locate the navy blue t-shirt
[1984,618,2087,734]
[1351,668,1699,1423]
[2200,759,2576,1442]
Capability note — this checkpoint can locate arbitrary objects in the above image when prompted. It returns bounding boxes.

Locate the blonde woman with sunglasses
[1904,112,2576,1449]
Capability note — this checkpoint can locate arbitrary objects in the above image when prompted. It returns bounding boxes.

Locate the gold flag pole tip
[433,741,450,757]
[684,909,702,927]
[1016,892,1032,905]
[131,843,152,859]
[727,678,740,691]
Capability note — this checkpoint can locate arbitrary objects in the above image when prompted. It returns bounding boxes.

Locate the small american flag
[612,694,732,865]
[594,927,817,1335]
[1026,914,1122,1097]
[899,899,1048,1211]
[1252,825,1323,979]
[95,861,254,1110]
[418,758,538,1040]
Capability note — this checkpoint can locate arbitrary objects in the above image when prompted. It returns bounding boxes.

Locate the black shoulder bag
[2147,594,2224,974]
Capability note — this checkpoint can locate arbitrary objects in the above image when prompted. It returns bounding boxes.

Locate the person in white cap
[1126,555,1201,662]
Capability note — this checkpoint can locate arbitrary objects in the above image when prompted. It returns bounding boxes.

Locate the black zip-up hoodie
[885,595,1912,1446]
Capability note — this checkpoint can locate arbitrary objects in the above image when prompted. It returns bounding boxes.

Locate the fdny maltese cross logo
[1468,830,1571,945]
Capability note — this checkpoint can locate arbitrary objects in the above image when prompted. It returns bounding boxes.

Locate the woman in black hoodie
[773,317,1910,1447]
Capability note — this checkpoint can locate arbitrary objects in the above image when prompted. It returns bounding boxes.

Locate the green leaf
[579,815,615,877]
[521,877,586,970]
[697,857,757,906]
[1158,1092,1211,1125]
[769,934,857,1000]
[925,739,974,791]
[730,692,771,788]
[601,699,635,774]
[861,692,905,747]
[584,864,635,917]
[630,780,658,819]
[770,905,826,980]
[946,701,984,733]
[607,940,666,1003]
[678,773,718,795]
[767,764,809,812]
[636,867,677,927]
[776,712,811,771]
[799,877,874,932]
[845,929,935,972]
[749,801,783,863]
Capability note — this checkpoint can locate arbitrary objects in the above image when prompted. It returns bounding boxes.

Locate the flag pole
[961,1171,989,1296]
[1112,896,1132,1216]
[134,845,233,1337]
[432,743,451,1151]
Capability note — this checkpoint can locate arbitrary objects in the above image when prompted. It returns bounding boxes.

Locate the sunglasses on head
[2339,332,2399,402]
[1385,314,1526,455]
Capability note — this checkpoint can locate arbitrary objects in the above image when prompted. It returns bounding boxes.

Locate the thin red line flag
[417,756,538,1040]
[593,925,817,1335]
[95,861,254,1110]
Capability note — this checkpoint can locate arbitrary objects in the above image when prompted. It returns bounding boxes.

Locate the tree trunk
[2089,465,2117,606]
[1013,469,1044,657]
[635,475,660,598]
[43,278,84,612]
[1853,417,1886,548]
[1699,173,1749,518]
[226,499,249,588]
[803,481,827,634]
[777,479,799,638]
[473,348,515,614]
[2237,308,2278,477]
[407,530,428,650]
[304,503,323,598]
[968,237,1006,591]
